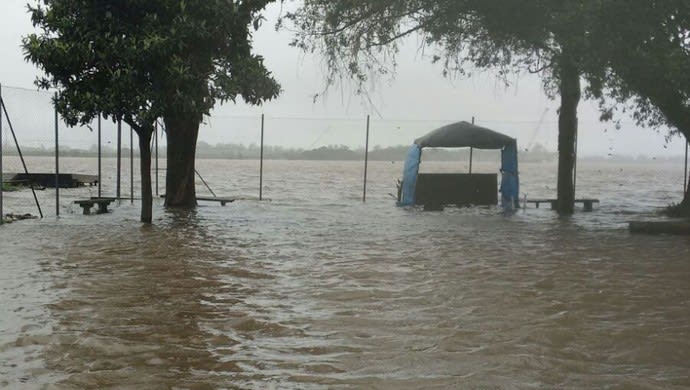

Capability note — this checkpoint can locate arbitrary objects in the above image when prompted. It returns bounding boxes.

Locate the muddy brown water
[1,158,689,389]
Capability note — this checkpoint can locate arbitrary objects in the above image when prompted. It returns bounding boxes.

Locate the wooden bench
[527,198,600,212]
[196,196,236,206]
[159,194,236,206]
[74,198,115,215]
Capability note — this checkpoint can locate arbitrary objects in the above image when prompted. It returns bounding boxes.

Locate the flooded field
[1,158,689,389]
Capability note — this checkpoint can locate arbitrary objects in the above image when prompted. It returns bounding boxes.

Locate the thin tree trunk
[164,116,199,208]
[138,130,153,223]
[556,56,581,216]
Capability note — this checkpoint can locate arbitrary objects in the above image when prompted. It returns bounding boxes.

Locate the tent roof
[414,121,515,149]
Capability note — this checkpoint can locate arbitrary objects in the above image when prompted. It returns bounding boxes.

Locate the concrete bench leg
[81,205,92,215]
[550,201,557,210]
[583,201,593,212]
[97,203,109,214]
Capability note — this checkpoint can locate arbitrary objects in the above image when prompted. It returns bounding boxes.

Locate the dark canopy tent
[399,121,520,209]
[415,121,516,150]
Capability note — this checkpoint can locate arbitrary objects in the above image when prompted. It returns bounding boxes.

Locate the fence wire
[1,84,688,218]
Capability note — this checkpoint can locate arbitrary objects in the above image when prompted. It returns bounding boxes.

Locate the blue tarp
[500,142,520,210]
[397,122,519,210]
[397,144,421,206]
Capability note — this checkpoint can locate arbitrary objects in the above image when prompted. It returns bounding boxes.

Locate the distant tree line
[3,142,684,163]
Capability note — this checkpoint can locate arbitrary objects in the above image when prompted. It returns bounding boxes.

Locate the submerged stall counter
[397,121,520,210]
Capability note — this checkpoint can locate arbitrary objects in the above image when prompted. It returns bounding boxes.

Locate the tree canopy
[24,0,282,219]
[25,0,281,130]
[287,1,688,129]
[585,2,690,140]
[286,0,690,212]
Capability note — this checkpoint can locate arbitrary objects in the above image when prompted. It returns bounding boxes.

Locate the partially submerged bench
[159,194,236,206]
[74,198,115,215]
[196,196,236,206]
[526,198,600,212]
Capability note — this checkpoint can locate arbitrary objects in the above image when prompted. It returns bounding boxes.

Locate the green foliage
[2,182,19,192]
[584,2,690,139]
[663,201,690,218]
[23,0,281,133]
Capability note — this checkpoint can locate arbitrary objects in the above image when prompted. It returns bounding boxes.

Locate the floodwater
[1,157,689,389]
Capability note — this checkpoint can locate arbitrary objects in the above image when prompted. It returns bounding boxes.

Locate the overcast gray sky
[1,0,687,157]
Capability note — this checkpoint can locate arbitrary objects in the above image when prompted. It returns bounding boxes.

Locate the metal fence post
[363,115,370,203]
[469,116,474,174]
[683,139,690,195]
[155,121,159,196]
[130,125,134,203]
[260,114,264,201]
[54,93,59,217]
[117,119,121,199]
[98,115,102,198]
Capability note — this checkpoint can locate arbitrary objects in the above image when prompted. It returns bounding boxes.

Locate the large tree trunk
[164,115,199,208]
[138,130,153,223]
[556,57,581,216]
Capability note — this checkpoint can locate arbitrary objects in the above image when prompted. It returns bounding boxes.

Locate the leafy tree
[285,0,689,215]
[584,1,690,211]
[24,0,281,222]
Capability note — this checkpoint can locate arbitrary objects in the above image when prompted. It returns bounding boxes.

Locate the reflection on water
[1,159,689,388]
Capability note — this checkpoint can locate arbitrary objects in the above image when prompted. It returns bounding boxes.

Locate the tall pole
[97,115,102,198]
[116,119,121,199]
[54,93,59,217]
[130,125,134,203]
[0,84,3,225]
[155,122,159,196]
[260,114,264,201]
[680,138,690,195]
[470,116,475,174]
[363,115,370,203]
